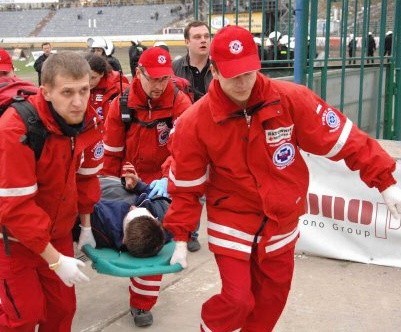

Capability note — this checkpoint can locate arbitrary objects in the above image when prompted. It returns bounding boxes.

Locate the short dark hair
[184,21,210,40]
[41,52,91,87]
[41,42,51,48]
[123,215,165,258]
[84,53,112,75]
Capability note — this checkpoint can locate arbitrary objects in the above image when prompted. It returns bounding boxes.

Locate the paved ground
[72,208,401,332]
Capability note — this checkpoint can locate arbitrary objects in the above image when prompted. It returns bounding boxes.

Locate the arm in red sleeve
[285,84,396,192]
[0,111,51,254]
[163,113,208,241]
[76,139,103,214]
[102,97,127,177]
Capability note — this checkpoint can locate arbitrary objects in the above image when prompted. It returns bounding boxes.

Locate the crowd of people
[0,21,400,332]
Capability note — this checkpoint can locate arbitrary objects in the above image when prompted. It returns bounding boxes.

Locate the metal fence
[193,0,400,140]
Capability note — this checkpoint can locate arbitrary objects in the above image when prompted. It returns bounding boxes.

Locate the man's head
[0,48,14,78]
[210,25,261,105]
[42,42,52,56]
[184,21,210,58]
[40,52,91,125]
[122,207,165,258]
[136,47,173,99]
[85,53,111,89]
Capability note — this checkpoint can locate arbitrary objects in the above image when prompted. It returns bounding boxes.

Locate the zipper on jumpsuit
[242,107,268,247]
[147,99,152,119]
[243,109,251,128]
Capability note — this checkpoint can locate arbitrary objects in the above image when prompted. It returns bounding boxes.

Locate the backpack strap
[11,99,49,161]
[119,87,175,131]
[119,87,132,131]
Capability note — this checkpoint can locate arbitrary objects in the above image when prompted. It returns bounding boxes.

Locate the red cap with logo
[210,25,261,78]
[0,48,13,72]
[138,47,173,78]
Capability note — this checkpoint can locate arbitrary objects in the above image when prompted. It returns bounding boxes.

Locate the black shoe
[130,307,153,327]
[187,238,201,252]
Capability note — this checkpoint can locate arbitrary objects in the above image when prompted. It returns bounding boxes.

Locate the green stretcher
[82,241,183,277]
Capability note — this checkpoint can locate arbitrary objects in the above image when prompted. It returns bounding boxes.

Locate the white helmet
[87,37,114,56]
[253,37,262,45]
[268,31,281,40]
[386,30,393,36]
[280,34,289,45]
[153,41,169,52]
[131,37,141,45]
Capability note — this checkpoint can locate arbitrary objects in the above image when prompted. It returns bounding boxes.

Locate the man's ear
[40,85,51,101]
[210,64,219,79]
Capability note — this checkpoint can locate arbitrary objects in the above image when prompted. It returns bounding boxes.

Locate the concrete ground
[72,208,401,332]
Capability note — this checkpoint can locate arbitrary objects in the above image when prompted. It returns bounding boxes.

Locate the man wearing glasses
[100,47,192,327]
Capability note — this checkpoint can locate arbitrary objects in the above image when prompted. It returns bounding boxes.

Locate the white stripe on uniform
[323,118,353,158]
[0,183,37,197]
[169,168,207,187]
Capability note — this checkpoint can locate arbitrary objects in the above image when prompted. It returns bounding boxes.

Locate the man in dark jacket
[348,34,357,64]
[384,31,393,58]
[173,21,212,102]
[33,42,52,85]
[367,32,376,63]
[128,38,147,78]
[75,176,171,257]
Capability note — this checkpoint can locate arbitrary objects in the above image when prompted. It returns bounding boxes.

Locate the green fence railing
[193,0,400,140]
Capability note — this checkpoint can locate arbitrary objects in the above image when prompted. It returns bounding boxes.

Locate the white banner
[296,151,401,268]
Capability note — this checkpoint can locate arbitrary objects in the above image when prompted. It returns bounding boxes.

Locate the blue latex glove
[148,177,168,198]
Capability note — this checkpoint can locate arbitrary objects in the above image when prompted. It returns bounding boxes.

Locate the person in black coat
[128,38,147,77]
[384,31,393,58]
[348,34,357,64]
[33,42,52,85]
[74,176,171,257]
[367,32,376,63]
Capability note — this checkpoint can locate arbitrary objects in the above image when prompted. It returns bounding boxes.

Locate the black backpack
[0,79,48,160]
[12,99,49,160]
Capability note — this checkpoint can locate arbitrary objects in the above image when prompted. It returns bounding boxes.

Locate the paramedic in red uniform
[85,53,129,121]
[101,46,191,327]
[0,52,104,331]
[164,25,401,332]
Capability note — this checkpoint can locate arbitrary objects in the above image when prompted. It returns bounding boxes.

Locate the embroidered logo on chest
[273,143,295,169]
[265,125,294,144]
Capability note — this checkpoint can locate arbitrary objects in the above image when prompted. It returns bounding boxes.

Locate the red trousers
[0,236,76,332]
[129,275,162,311]
[201,247,295,332]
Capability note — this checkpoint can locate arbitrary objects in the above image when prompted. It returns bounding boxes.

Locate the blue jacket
[75,176,171,249]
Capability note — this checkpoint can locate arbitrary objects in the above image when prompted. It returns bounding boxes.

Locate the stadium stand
[38,5,180,37]
[0,9,50,38]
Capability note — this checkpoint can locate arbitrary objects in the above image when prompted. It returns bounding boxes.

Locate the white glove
[381,185,401,220]
[77,226,96,251]
[52,254,90,287]
[170,241,188,269]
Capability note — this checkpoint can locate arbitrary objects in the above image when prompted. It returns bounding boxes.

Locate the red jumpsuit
[103,77,192,311]
[0,93,104,331]
[164,73,396,331]
[89,70,129,121]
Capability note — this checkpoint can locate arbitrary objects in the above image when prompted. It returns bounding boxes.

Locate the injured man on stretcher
[73,175,172,258]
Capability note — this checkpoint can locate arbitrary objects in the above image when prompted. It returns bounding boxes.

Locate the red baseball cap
[210,25,261,78]
[138,47,173,78]
[0,48,13,72]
